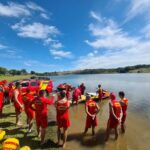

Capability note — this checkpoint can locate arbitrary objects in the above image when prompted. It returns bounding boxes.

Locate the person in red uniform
[55,91,70,148]
[22,88,35,132]
[84,94,100,135]
[119,91,128,133]
[105,93,122,141]
[8,82,14,103]
[13,82,23,126]
[97,84,103,101]
[2,80,9,104]
[0,81,4,116]
[66,84,72,100]
[72,86,81,104]
[80,83,86,95]
[30,90,54,146]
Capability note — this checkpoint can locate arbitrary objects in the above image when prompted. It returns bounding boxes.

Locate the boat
[70,90,110,104]
[57,83,73,91]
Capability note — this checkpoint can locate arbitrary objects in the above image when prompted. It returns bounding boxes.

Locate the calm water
[51,73,150,119]
[50,74,150,150]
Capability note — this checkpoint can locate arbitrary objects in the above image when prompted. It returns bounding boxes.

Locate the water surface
[50,74,150,150]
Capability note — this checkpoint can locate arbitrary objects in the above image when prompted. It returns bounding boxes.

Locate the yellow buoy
[20,146,31,150]
[0,130,6,141]
[2,138,19,150]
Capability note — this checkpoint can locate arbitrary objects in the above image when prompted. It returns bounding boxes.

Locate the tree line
[0,64,150,76]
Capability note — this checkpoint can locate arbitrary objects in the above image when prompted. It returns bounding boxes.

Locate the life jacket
[110,100,121,118]
[86,99,97,115]
[121,98,128,114]
[56,100,69,115]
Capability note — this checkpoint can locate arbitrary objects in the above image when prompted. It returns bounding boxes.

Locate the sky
[0,0,150,72]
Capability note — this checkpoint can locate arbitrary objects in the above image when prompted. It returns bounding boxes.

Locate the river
[50,74,150,150]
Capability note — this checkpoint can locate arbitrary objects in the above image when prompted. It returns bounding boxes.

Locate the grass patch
[0,75,32,82]
[0,104,59,150]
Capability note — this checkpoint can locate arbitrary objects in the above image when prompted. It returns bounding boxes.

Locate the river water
[50,74,150,150]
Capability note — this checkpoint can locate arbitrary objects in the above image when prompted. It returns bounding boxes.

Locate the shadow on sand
[67,129,106,147]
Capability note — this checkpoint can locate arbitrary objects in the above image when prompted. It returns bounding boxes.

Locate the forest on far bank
[0,64,150,76]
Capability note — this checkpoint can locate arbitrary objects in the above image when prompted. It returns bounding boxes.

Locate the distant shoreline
[0,64,150,79]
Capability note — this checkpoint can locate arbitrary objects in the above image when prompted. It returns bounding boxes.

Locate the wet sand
[58,99,150,150]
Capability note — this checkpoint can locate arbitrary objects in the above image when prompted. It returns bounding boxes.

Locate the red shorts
[107,118,119,129]
[36,115,48,128]
[86,116,98,128]
[14,105,23,114]
[0,101,3,110]
[57,116,70,128]
[121,114,126,124]
[25,108,35,120]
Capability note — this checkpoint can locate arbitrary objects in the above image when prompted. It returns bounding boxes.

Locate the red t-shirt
[33,96,54,116]
[23,93,34,110]
[86,99,97,116]
[0,91,4,108]
[120,98,128,115]
[110,100,122,119]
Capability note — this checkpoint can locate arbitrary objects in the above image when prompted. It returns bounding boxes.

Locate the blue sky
[0,0,150,72]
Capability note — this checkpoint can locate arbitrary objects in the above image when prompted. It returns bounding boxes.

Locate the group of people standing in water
[0,80,128,149]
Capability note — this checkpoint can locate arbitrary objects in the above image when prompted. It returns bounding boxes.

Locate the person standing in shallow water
[80,83,86,95]
[119,91,128,133]
[84,94,100,135]
[13,82,23,126]
[55,91,70,149]
[105,93,122,141]
[97,84,103,102]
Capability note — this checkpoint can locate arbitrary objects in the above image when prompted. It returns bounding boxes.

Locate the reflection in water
[50,74,150,150]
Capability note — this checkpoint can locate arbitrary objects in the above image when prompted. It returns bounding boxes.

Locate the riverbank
[0,103,58,150]
[1,98,150,150]
[0,75,32,82]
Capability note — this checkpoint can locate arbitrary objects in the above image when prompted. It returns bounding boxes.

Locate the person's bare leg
[114,127,119,140]
[41,128,46,145]
[84,127,88,135]
[37,126,41,137]
[28,119,33,132]
[105,127,111,142]
[121,123,125,133]
[62,128,68,148]
[57,127,61,145]
[16,112,22,126]
[92,126,95,136]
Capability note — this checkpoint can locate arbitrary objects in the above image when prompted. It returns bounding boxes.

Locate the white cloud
[0,2,47,18]
[51,42,63,49]
[0,48,22,59]
[12,22,60,39]
[126,0,150,21]
[40,13,49,19]
[24,60,55,68]
[50,49,73,59]
[86,19,139,49]
[141,23,150,38]
[0,2,30,17]
[26,2,45,12]
[76,12,150,69]
[90,11,102,22]
[0,44,7,49]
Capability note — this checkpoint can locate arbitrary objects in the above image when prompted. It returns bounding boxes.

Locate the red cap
[2,80,7,84]
[110,93,116,100]
[9,83,13,87]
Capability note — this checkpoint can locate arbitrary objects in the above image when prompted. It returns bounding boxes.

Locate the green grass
[0,104,59,150]
[0,75,32,82]
[129,68,150,73]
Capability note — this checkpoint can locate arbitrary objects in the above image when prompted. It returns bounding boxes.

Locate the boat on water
[79,90,110,102]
